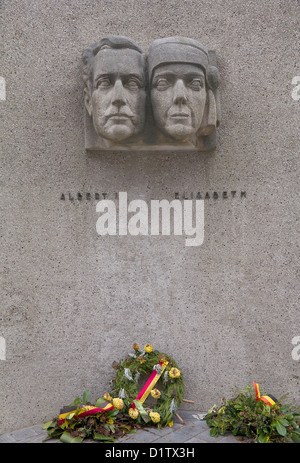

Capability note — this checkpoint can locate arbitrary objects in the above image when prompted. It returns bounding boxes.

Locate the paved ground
[0,411,251,443]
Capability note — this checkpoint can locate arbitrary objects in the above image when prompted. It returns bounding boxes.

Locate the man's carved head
[83,36,147,145]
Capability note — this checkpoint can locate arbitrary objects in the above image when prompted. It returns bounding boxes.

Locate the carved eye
[154,78,171,91]
[96,78,111,89]
[125,77,141,91]
[188,79,204,91]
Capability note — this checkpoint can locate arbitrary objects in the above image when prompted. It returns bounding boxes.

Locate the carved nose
[173,79,187,104]
[111,79,126,107]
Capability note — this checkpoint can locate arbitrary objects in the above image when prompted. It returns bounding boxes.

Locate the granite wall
[1,0,299,432]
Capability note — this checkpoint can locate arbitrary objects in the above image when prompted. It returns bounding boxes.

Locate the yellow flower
[144,344,153,353]
[149,411,160,423]
[133,343,140,351]
[151,388,161,399]
[103,392,112,401]
[167,420,173,427]
[169,367,181,379]
[113,398,124,410]
[129,408,139,420]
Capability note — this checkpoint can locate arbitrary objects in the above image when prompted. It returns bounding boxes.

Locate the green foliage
[42,393,138,443]
[204,385,300,443]
[66,390,91,406]
[59,431,84,443]
[43,346,184,442]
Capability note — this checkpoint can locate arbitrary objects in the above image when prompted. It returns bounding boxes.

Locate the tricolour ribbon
[253,382,278,406]
[131,361,169,408]
[57,403,114,425]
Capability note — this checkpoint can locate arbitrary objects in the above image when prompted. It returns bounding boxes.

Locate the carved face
[150,63,207,142]
[86,48,146,143]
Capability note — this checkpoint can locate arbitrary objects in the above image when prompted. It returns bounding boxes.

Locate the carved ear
[84,86,93,117]
[197,89,217,136]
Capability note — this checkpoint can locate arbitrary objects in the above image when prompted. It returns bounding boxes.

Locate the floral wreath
[107,343,185,427]
[42,343,185,442]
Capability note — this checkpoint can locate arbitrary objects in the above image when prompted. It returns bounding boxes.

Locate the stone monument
[83,36,220,151]
[1,0,299,434]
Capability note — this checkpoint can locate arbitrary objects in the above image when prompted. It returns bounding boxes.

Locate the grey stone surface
[143,425,174,436]
[0,434,17,443]
[11,427,39,441]
[0,0,299,434]
[0,425,48,443]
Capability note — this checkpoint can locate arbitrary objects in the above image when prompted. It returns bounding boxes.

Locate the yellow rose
[150,388,161,399]
[133,343,140,351]
[129,408,139,419]
[113,398,124,410]
[149,411,160,423]
[169,367,181,379]
[144,344,153,353]
[103,392,112,401]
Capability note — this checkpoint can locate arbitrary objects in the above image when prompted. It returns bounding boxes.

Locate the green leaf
[106,408,120,417]
[93,433,115,442]
[133,400,151,423]
[47,427,64,438]
[95,397,106,408]
[108,424,115,433]
[60,431,83,443]
[258,431,270,443]
[209,427,219,437]
[67,396,81,406]
[277,418,289,427]
[83,390,90,403]
[275,421,287,436]
[42,421,55,430]
[120,425,136,433]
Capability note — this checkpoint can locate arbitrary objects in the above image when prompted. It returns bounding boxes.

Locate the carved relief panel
[82,36,220,151]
